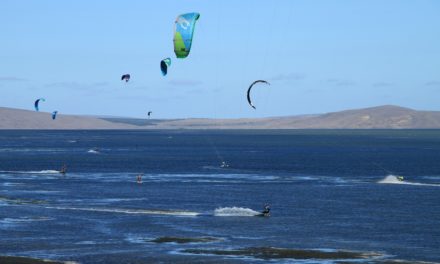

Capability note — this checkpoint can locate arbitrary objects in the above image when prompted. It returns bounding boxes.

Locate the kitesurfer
[262,204,270,216]
[136,174,143,184]
[60,164,67,175]
[397,176,404,181]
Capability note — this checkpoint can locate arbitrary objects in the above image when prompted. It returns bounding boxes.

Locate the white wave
[44,206,199,216]
[125,235,154,244]
[154,173,276,181]
[98,198,148,203]
[75,240,97,245]
[378,175,440,187]
[0,148,65,153]
[422,175,440,180]
[0,170,60,174]
[0,217,54,224]
[37,170,60,174]
[23,190,62,194]
[87,149,100,154]
[231,235,261,240]
[2,182,24,186]
[202,165,224,170]
[214,207,261,217]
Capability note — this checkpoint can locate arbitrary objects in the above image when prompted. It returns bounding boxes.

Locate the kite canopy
[160,58,171,76]
[34,98,46,111]
[173,13,200,58]
[247,80,270,109]
[121,74,131,82]
[52,111,58,120]
[147,111,152,118]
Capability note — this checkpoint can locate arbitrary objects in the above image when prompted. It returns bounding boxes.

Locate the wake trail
[43,206,264,217]
[377,175,440,187]
[214,207,261,216]
[44,206,200,216]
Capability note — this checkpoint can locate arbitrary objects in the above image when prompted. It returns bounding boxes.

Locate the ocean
[0,130,439,263]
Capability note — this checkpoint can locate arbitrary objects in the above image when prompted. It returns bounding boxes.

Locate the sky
[1,0,439,118]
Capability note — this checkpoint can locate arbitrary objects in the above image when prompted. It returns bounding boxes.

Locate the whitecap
[87,149,100,154]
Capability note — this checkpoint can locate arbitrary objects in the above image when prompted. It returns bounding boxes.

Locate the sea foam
[214,207,261,216]
[378,175,440,187]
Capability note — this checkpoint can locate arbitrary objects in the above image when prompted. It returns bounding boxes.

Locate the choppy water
[1,130,439,263]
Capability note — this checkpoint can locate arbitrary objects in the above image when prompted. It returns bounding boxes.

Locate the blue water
[1,130,439,263]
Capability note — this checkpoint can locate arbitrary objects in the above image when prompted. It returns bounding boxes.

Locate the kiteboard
[255,213,270,217]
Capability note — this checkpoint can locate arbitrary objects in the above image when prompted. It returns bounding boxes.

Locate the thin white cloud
[327,78,356,86]
[169,79,203,86]
[44,81,116,91]
[93,82,109,87]
[373,82,394,87]
[425,81,440,86]
[45,81,82,89]
[270,73,305,82]
[0,76,28,82]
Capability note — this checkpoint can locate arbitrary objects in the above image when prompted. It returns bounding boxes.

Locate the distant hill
[0,107,137,129]
[292,105,440,129]
[2,105,440,129]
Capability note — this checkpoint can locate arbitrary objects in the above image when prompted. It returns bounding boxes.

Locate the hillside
[2,105,440,129]
[0,107,137,129]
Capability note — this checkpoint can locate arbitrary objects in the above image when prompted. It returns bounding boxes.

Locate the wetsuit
[262,206,270,216]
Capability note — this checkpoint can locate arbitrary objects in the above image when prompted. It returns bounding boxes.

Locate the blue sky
[1,0,439,118]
